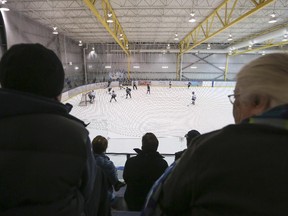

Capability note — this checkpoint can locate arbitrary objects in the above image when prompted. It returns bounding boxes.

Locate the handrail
[106,152,175,161]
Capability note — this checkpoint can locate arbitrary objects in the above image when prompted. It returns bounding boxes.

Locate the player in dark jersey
[133,81,138,90]
[191,91,196,105]
[126,87,132,99]
[147,83,150,94]
[108,87,112,94]
[188,82,191,89]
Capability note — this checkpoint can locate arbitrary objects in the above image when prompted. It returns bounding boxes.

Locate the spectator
[0,44,97,216]
[142,53,288,215]
[92,135,126,202]
[123,132,168,211]
[175,129,200,161]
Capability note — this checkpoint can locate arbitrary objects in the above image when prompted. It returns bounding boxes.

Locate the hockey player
[119,83,124,90]
[108,87,112,94]
[133,81,138,90]
[191,91,196,105]
[88,90,95,103]
[126,87,132,99]
[169,81,172,88]
[188,82,191,89]
[147,83,150,94]
[110,90,117,102]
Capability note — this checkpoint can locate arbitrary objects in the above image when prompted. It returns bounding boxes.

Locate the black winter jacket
[123,148,168,211]
[0,89,95,216]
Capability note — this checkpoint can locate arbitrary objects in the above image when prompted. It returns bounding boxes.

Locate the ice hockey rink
[66,86,235,166]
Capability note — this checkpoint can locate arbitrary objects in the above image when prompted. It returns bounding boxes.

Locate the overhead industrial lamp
[207,43,211,50]
[188,12,196,23]
[119,34,124,40]
[0,0,9,11]
[107,12,113,23]
[174,33,179,41]
[268,12,277,23]
[227,34,233,41]
[52,26,58,35]
[283,34,288,42]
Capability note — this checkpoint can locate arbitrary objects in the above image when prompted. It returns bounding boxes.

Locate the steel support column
[224,54,230,81]
[176,53,182,81]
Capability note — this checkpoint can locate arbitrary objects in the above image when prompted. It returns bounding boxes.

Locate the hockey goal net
[78,93,88,106]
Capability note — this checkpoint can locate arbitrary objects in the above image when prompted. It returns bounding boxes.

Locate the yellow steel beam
[231,40,288,56]
[224,54,230,81]
[179,0,275,54]
[82,0,130,56]
[176,53,182,80]
[127,55,131,80]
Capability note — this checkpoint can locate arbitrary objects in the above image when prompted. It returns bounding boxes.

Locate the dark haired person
[123,132,168,211]
[0,44,97,216]
[126,87,132,99]
[146,83,150,94]
[175,129,200,161]
[92,135,125,201]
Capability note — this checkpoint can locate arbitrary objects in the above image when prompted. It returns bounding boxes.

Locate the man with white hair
[142,53,288,216]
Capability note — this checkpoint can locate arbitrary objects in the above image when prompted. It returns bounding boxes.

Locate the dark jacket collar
[133,148,164,158]
[0,88,86,126]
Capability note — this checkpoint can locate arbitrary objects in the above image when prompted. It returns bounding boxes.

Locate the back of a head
[0,43,64,98]
[185,130,201,147]
[236,53,288,108]
[141,132,159,153]
[92,135,108,154]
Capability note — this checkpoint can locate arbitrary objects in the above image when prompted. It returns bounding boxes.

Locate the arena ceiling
[5,0,288,55]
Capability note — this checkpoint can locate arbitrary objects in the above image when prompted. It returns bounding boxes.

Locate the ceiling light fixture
[0,0,9,11]
[227,34,233,41]
[174,33,179,41]
[268,12,277,24]
[119,34,124,40]
[189,12,196,23]
[167,43,170,49]
[107,12,113,23]
[282,33,288,42]
[52,26,58,35]
[207,43,211,50]
[78,40,83,46]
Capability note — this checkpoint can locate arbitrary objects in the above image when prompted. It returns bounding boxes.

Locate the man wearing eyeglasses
[142,53,288,216]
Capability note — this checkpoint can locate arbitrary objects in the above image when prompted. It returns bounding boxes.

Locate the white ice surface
[66,86,235,166]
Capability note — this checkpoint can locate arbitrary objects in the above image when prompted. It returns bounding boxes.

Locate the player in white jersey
[110,90,117,102]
